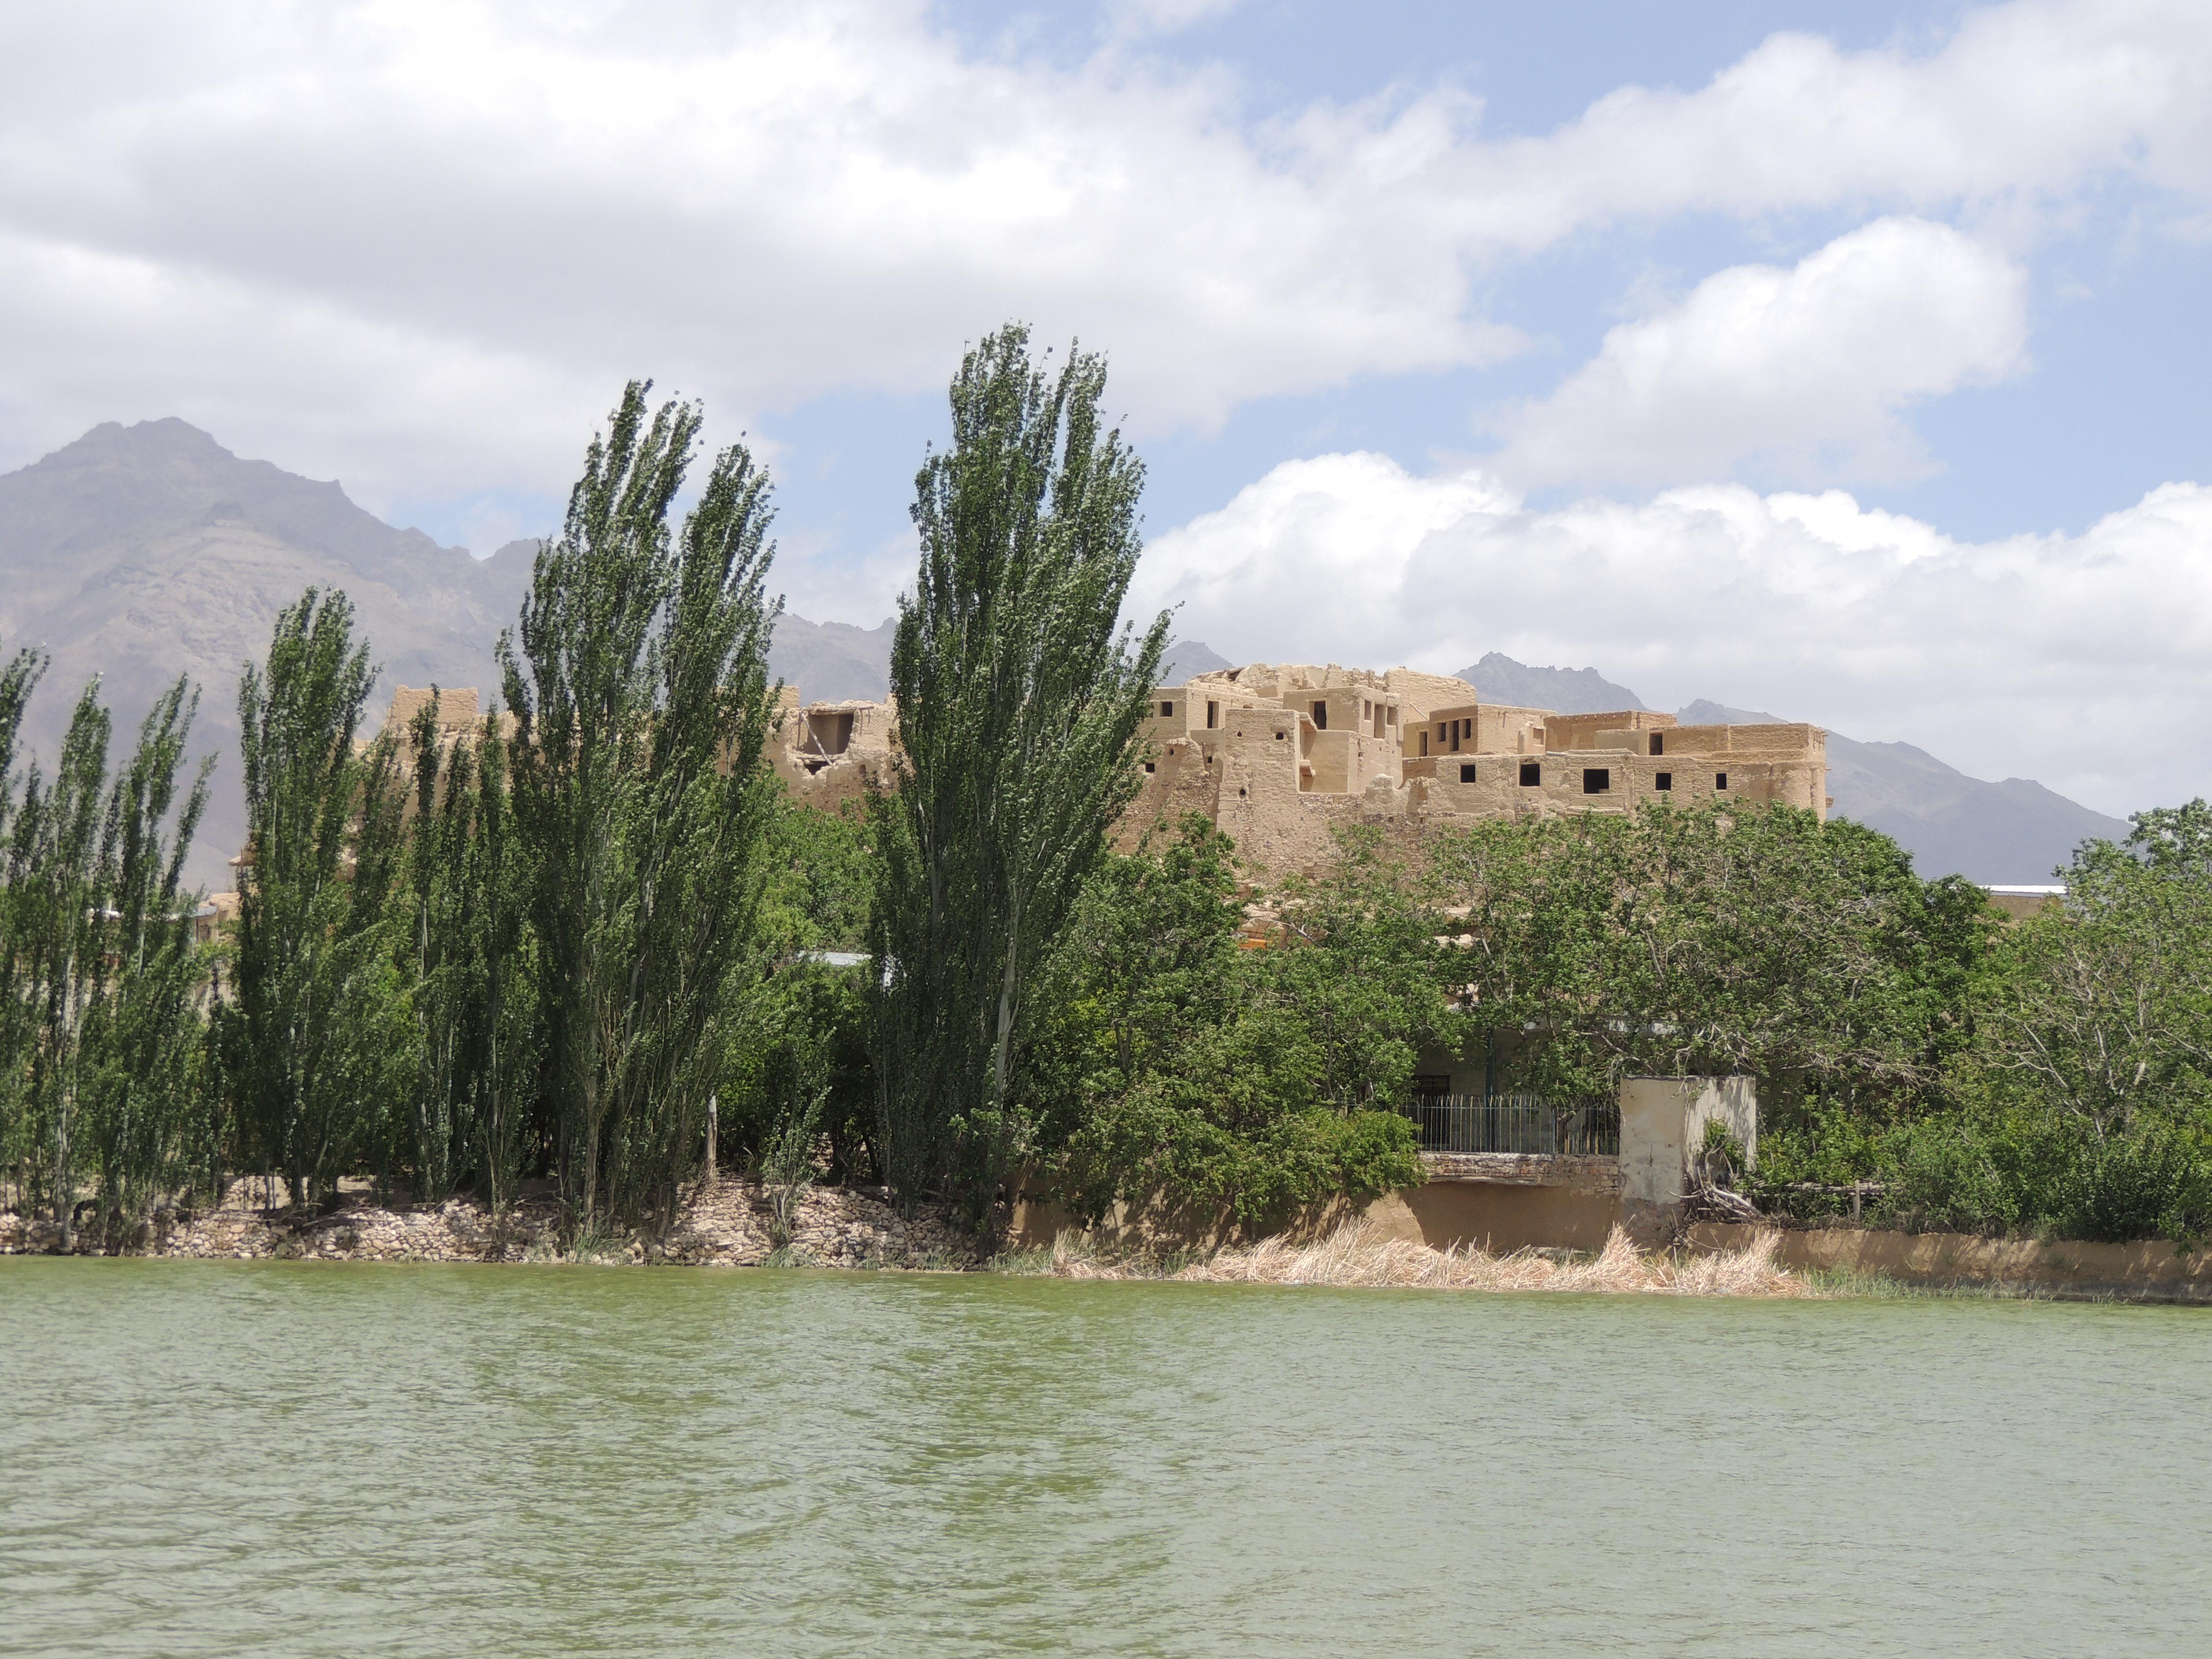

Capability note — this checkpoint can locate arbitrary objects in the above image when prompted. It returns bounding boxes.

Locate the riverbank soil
[0,1175,978,1268]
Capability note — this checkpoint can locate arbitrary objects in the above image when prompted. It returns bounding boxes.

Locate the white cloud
[1489,219,2031,490]
[1447,1,2212,251]
[0,228,601,523]
[1106,0,1248,41]
[1131,457,2212,816]
[0,0,2208,520]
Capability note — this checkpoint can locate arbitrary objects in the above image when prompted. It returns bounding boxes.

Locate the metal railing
[1399,1094,1620,1157]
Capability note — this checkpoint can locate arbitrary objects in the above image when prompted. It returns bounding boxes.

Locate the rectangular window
[1655,772,1672,791]
[1363,699,1372,720]
[1386,706,1396,725]
[1205,700,1218,729]
[1143,762,1155,774]
[1519,761,1541,787]
[1450,722,1460,753]
[1459,762,1478,783]
[1584,768,1609,794]
[1716,771,1729,791]
[1419,732,1428,756]
[1159,700,1173,717]
[1650,733,1664,756]
[1312,700,1327,730]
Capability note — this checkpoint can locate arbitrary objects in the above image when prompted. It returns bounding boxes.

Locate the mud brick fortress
[770,661,1827,880]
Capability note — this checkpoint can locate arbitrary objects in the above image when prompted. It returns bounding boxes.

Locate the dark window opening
[1143,762,1155,774]
[1450,719,1462,753]
[1650,733,1664,756]
[1584,768,1609,794]
[1237,787,1248,798]
[1311,700,1327,730]
[1458,762,1478,783]
[1413,1073,1452,1104]
[1655,771,1672,791]
[1206,700,1218,729]
[1418,732,1428,756]
[1715,772,1729,792]
[1159,699,1174,717]
[1274,730,1286,740]
[1519,761,1541,787]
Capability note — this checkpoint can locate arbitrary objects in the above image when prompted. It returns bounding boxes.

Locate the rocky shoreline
[0,1175,980,1269]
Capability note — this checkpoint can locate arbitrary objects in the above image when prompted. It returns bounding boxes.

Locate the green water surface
[1,1259,2207,1657]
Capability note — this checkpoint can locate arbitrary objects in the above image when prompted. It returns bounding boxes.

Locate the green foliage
[0,655,214,1242]
[1430,801,1989,1113]
[1028,817,1431,1226]
[722,798,876,1181]
[75,680,216,1235]
[222,589,412,1208]
[392,692,539,1209]
[869,324,1169,1230]
[1750,802,2212,1241]
[501,381,782,1234]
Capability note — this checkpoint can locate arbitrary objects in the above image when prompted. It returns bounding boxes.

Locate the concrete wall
[1620,1075,1756,1238]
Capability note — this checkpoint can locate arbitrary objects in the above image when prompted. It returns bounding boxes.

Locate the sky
[0,0,2209,813]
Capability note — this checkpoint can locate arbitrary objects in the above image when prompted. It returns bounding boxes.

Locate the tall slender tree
[0,643,43,1213]
[6,686,113,1245]
[501,382,783,1236]
[393,693,538,1212]
[869,324,1169,1227]
[0,668,210,1245]
[224,590,411,1208]
[78,679,213,1238]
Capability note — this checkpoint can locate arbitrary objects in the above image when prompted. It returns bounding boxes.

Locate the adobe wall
[772,659,1828,881]
[1008,1161,1623,1255]
[1378,667,1479,722]
[1543,709,1675,749]
[1686,1222,2212,1301]
[1361,1182,1622,1254]
[1418,750,1811,821]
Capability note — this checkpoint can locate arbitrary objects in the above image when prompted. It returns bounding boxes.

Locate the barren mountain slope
[0,420,534,890]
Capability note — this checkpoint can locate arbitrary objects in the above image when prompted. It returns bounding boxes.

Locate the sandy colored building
[769,660,1829,878]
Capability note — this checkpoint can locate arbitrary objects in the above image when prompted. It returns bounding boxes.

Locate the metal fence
[1399,1094,1621,1157]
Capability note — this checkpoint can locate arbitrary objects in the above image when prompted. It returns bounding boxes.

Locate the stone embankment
[0,1176,977,1269]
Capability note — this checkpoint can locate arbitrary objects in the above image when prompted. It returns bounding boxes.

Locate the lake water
[2,1261,2208,1658]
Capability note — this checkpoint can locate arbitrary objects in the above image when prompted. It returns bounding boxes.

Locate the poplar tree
[226,590,411,1208]
[502,383,782,1236]
[394,693,537,1210]
[869,325,1169,1227]
[0,668,210,1245]
[5,686,112,1244]
[78,679,213,1237]
[0,644,41,1211]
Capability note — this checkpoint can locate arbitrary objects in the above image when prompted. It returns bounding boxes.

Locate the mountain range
[0,419,2129,890]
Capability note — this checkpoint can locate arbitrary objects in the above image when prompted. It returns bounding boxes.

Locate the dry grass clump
[1040,1220,1807,1297]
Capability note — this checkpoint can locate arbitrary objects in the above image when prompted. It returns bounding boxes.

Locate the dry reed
[1041,1220,1808,1297]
